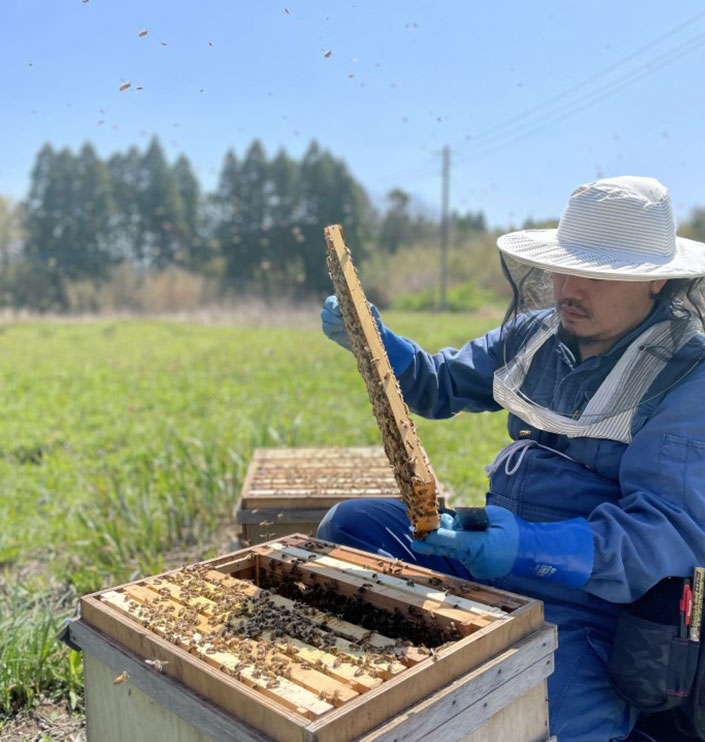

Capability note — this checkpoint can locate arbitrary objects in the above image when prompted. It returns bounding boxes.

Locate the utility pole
[440,145,450,311]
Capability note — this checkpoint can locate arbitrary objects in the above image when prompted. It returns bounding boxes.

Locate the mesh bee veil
[495,256,704,443]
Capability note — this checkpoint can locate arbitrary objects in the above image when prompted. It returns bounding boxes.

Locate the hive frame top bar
[324,224,440,537]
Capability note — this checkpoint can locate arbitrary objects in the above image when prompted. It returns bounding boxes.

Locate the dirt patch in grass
[0,702,85,742]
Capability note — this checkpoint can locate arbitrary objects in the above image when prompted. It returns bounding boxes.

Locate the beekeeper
[319,176,705,742]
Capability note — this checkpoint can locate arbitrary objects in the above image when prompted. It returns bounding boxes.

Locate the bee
[118,82,131,91]
[145,659,168,673]
[138,30,148,37]
[113,671,129,685]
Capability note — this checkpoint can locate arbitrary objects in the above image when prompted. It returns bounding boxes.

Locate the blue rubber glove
[412,506,594,588]
[321,295,415,376]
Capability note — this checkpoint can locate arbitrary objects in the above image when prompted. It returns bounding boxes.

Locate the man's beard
[557,324,604,348]
[556,299,603,346]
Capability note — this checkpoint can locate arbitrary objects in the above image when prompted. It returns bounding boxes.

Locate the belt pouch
[608,578,699,712]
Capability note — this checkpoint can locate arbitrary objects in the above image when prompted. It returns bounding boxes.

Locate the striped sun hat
[497,176,705,280]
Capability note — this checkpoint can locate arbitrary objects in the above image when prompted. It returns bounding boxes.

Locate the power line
[464,8,705,149]
[458,29,705,163]
[375,11,705,203]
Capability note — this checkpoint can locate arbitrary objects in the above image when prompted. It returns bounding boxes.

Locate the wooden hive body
[236,447,446,546]
[76,536,555,742]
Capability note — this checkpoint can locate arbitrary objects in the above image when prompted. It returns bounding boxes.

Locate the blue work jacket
[396,304,705,643]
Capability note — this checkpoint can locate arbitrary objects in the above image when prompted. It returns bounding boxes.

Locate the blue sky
[2,0,705,228]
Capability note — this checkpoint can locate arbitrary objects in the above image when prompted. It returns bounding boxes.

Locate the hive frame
[324,224,440,536]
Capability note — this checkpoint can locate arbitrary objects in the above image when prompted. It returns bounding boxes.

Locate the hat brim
[497,229,705,281]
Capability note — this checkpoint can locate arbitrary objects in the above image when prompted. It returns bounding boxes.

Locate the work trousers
[318,498,637,742]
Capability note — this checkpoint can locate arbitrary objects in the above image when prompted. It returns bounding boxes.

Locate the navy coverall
[319,303,705,741]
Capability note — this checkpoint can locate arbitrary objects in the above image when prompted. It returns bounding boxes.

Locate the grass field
[0,310,509,725]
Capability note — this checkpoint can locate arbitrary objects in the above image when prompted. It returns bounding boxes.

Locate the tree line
[0,137,485,311]
[4,138,703,313]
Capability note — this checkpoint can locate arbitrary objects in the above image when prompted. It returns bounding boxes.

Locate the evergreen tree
[73,143,115,273]
[173,154,202,264]
[23,143,114,308]
[107,146,143,262]
[235,140,269,285]
[265,148,301,292]
[138,137,186,267]
[214,149,248,285]
[297,141,372,295]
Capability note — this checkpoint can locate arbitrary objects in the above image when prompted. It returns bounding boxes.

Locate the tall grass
[0,312,509,718]
[0,580,82,716]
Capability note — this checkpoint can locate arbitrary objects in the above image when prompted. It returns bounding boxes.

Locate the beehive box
[69,535,556,742]
[236,447,445,546]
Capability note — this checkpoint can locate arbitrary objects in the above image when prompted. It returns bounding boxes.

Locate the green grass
[0,311,509,719]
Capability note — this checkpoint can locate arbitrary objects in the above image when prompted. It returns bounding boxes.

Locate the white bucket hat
[497,176,705,281]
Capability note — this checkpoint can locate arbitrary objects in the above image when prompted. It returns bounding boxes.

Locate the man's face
[551,273,667,359]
